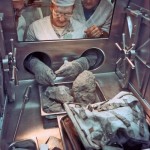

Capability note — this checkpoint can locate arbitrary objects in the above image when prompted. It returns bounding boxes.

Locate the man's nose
[86,0,91,3]
[59,15,66,22]
[82,0,91,2]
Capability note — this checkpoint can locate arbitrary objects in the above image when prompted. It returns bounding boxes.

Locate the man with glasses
[73,0,114,38]
[26,0,86,41]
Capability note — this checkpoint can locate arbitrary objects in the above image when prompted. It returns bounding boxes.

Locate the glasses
[52,9,73,19]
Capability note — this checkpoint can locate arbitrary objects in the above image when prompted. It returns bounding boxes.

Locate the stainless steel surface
[1,79,62,149]
[142,71,150,98]
[118,1,150,116]
[129,83,150,117]
[95,72,122,100]
[1,72,121,148]
[0,0,150,149]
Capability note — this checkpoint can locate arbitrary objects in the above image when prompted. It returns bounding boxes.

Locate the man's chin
[84,5,93,10]
[56,23,67,28]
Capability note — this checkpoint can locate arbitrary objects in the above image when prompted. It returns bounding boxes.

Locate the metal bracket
[0,13,5,58]
[0,13,4,21]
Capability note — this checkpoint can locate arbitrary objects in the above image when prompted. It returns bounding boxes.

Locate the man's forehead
[12,0,24,2]
[52,0,75,7]
[53,5,74,11]
[82,0,100,2]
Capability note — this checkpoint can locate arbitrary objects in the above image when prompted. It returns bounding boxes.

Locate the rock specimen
[42,94,64,113]
[72,70,97,104]
[45,85,74,104]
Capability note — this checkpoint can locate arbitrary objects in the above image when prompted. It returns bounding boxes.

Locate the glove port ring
[81,47,105,70]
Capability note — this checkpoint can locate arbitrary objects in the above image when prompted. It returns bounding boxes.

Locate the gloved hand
[55,57,89,78]
[28,57,56,85]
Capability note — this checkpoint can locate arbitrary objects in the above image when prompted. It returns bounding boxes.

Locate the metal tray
[57,115,85,150]
[38,83,72,119]
[39,81,106,119]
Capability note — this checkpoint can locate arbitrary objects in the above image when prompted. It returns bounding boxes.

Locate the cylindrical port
[80,47,105,70]
[23,52,52,73]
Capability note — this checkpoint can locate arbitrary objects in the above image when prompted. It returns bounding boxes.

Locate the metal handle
[12,85,31,142]
[115,43,123,51]
[10,38,14,52]
[13,47,17,60]
[122,33,126,50]
[116,58,122,64]
[23,86,31,103]
[14,67,19,86]
[126,57,135,69]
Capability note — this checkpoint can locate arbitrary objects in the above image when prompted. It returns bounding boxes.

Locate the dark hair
[27,0,35,5]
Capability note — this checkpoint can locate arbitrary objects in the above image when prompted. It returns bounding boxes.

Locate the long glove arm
[24,56,56,85]
[55,57,90,78]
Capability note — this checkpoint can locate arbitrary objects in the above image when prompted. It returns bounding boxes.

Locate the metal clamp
[115,33,136,88]
[8,39,19,86]
[115,34,136,69]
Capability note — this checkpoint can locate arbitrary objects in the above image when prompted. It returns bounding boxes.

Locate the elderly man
[73,0,114,38]
[25,0,86,41]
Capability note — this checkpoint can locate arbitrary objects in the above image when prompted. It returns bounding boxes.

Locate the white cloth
[26,16,86,41]
[51,0,75,6]
[17,15,26,41]
[64,91,150,149]
[73,0,113,33]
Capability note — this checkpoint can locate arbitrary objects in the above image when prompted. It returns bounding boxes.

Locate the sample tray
[39,81,106,119]
[38,83,72,119]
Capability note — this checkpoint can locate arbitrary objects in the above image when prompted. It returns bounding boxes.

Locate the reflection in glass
[12,0,115,41]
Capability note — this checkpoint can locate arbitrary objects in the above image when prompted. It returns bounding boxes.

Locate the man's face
[82,0,100,10]
[51,5,74,28]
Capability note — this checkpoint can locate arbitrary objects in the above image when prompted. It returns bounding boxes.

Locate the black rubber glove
[26,57,56,85]
[55,57,89,78]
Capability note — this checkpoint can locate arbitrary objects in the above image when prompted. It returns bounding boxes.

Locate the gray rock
[72,70,97,104]
[42,94,64,113]
[45,85,74,103]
